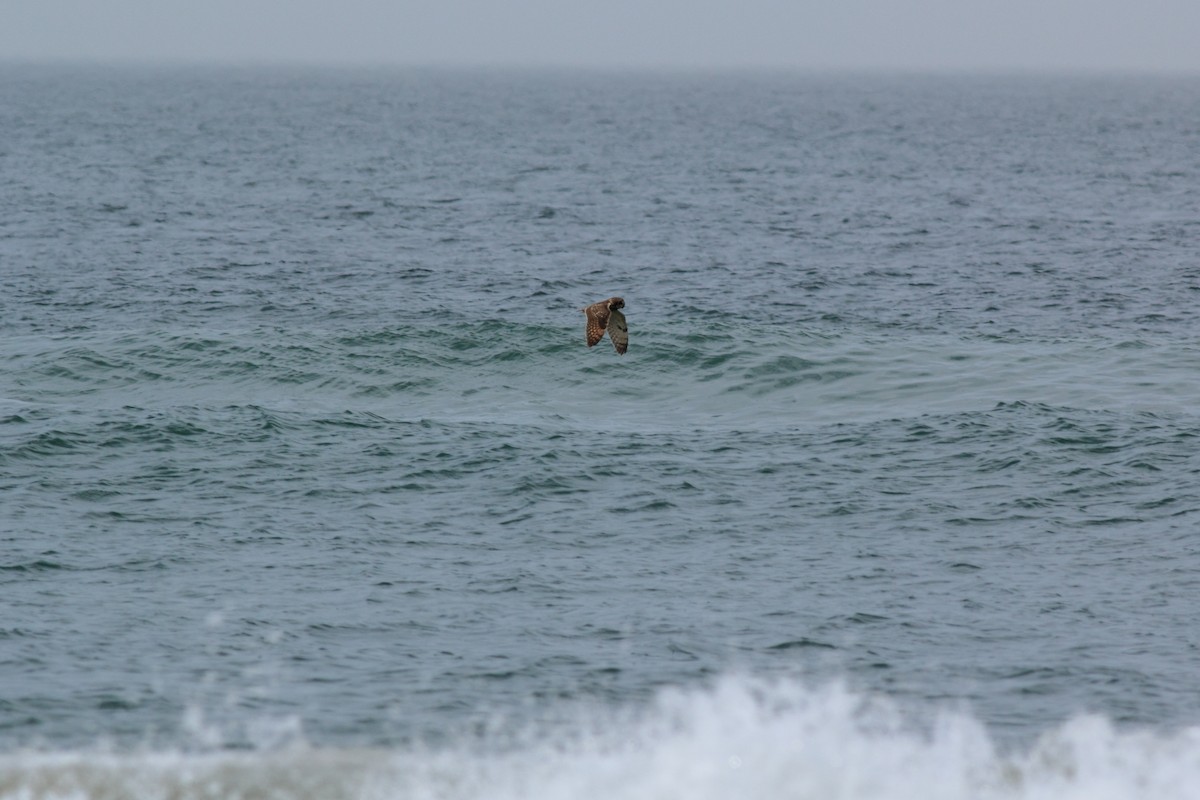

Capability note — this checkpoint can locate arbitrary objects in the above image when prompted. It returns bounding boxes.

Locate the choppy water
[3,65,1200,798]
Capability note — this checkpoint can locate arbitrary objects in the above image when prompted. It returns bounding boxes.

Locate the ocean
[2,64,1200,798]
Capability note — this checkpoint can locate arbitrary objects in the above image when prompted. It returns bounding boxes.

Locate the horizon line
[3,56,1199,79]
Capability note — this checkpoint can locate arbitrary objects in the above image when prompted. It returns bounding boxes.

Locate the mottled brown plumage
[582,296,628,354]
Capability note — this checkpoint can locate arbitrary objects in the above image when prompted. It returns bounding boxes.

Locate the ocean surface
[2,64,1200,798]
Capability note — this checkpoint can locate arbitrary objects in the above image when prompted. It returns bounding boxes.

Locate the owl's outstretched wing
[584,302,611,348]
[607,308,628,355]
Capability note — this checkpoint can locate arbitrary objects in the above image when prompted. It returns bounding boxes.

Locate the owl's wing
[584,303,611,347]
[606,308,628,354]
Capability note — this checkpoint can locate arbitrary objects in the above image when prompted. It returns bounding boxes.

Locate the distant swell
[8,326,1200,433]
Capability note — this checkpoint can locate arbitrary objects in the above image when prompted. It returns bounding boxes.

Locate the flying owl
[582,296,628,354]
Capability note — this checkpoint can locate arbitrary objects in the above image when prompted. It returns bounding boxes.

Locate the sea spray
[3,677,1199,800]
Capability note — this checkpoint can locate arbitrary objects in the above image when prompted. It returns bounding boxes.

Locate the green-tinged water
[2,65,1200,799]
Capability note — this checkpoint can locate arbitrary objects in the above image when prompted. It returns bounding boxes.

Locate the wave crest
[2,677,1197,800]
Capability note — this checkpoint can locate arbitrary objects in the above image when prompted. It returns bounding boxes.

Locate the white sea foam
[3,676,1199,800]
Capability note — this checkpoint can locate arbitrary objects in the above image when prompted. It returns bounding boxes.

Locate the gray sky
[2,0,1198,72]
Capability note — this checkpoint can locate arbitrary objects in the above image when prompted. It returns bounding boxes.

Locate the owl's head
[609,297,625,310]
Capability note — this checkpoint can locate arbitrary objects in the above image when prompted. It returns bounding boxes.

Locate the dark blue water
[2,65,1200,799]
